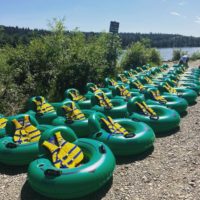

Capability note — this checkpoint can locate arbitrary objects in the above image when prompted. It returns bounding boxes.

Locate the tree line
[1,25,200,48]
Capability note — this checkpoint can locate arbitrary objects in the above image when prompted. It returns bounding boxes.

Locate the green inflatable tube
[179,76,200,84]
[123,70,136,80]
[129,79,155,93]
[91,92,128,118]
[0,114,52,166]
[178,82,200,94]
[88,112,155,156]
[117,74,131,85]
[26,96,57,124]
[28,126,115,199]
[111,85,144,101]
[145,88,188,114]
[64,88,92,109]
[104,77,130,90]
[158,81,198,105]
[85,82,112,98]
[51,100,95,138]
[127,96,180,134]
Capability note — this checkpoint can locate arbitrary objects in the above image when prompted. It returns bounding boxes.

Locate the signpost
[108,21,120,73]
[109,21,119,34]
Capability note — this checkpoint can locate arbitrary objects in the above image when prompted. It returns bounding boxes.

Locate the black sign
[109,21,119,34]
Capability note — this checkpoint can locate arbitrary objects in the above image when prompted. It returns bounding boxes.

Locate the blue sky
[0,0,200,36]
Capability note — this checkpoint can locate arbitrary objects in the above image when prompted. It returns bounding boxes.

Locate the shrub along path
[0,61,200,200]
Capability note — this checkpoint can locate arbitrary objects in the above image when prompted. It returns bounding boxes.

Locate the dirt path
[0,60,200,200]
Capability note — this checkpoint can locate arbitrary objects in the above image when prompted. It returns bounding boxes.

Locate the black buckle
[36,113,43,117]
[95,131,102,138]
[124,133,135,138]
[6,142,17,148]
[104,106,112,110]
[65,119,74,124]
[150,115,159,120]
[99,145,106,154]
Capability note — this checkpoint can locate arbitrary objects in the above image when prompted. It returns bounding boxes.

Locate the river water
[158,47,200,61]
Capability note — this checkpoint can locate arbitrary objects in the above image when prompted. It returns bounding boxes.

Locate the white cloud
[178,1,186,6]
[170,12,181,16]
[196,16,200,21]
[195,16,200,24]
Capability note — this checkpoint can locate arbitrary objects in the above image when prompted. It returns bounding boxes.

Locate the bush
[0,20,121,115]
[190,51,200,60]
[149,48,161,65]
[172,49,188,61]
[120,41,161,70]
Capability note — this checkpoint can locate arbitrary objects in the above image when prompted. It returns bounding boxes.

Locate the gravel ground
[0,60,200,200]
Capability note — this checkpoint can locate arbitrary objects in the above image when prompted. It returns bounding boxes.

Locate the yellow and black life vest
[144,77,153,84]
[132,80,145,91]
[68,90,86,102]
[163,83,177,94]
[136,101,157,117]
[119,75,129,84]
[137,67,144,72]
[150,90,167,104]
[131,69,138,74]
[42,131,84,169]
[95,93,113,109]
[33,96,55,114]
[0,117,7,129]
[171,80,178,86]
[116,85,131,99]
[127,71,134,78]
[62,102,85,121]
[12,115,41,144]
[90,85,103,94]
[159,67,165,73]
[101,116,129,137]
[109,79,118,86]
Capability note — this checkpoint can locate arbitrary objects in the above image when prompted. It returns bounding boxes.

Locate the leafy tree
[120,41,161,70]
[0,20,121,115]
[190,51,200,60]
[172,49,188,61]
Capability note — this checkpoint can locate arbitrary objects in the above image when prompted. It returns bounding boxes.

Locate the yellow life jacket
[95,93,113,109]
[144,77,153,84]
[109,79,118,86]
[116,85,131,99]
[101,116,129,137]
[159,67,165,72]
[150,90,167,104]
[127,71,134,78]
[90,85,103,94]
[0,118,7,129]
[131,69,138,74]
[119,75,129,84]
[176,75,180,80]
[132,81,145,91]
[12,115,41,144]
[62,102,85,121]
[171,80,178,85]
[42,131,84,169]
[33,96,55,114]
[163,83,177,94]
[68,90,86,102]
[138,67,144,72]
[136,101,157,117]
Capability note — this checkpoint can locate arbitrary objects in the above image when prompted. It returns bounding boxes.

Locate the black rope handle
[6,142,17,148]
[44,169,62,177]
